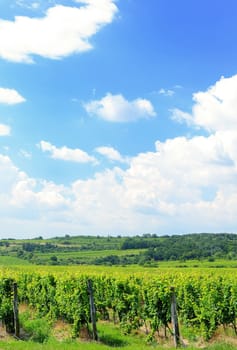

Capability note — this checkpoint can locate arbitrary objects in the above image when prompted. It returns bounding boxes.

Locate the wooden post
[13,282,20,338]
[171,286,180,348]
[87,279,98,341]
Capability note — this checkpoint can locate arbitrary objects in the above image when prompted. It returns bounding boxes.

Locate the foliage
[2,233,237,266]
[0,278,15,333]
[1,268,237,341]
[20,311,51,343]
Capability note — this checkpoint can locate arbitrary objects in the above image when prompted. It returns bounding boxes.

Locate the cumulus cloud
[0,87,26,104]
[0,0,118,63]
[70,131,237,234]
[0,124,11,136]
[172,75,237,132]
[170,108,194,126]
[1,133,237,235]
[85,93,156,122]
[95,146,129,163]
[11,178,69,209]
[0,155,22,193]
[0,155,69,211]
[2,75,237,236]
[39,140,97,164]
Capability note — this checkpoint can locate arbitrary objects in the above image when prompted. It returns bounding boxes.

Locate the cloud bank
[1,75,237,237]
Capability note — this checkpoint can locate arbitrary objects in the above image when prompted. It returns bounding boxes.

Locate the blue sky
[1,0,237,238]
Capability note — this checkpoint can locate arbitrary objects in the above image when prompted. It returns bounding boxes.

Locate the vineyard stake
[13,282,20,338]
[87,279,98,341]
[171,286,181,347]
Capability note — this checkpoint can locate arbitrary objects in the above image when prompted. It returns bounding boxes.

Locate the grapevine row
[0,271,237,340]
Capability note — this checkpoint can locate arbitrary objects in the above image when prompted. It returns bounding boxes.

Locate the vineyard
[0,267,237,346]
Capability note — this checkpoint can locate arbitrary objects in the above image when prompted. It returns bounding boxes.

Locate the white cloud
[0,124,11,136]
[159,88,175,97]
[0,155,23,193]
[1,132,237,236]
[0,155,69,212]
[0,1,118,63]
[59,131,237,234]
[39,140,97,164]
[11,178,69,209]
[170,108,196,127]
[95,146,129,163]
[85,93,156,122]
[0,88,26,104]
[2,75,237,236]
[31,2,40,10]
[172,75,237,132]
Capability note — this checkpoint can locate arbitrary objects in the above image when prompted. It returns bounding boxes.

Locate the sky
[1,0,237,238]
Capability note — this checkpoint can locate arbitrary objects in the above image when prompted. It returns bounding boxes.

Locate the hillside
[0,233,237,266]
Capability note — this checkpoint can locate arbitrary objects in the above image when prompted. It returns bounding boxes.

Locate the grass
[1,255,237,271]
[20,312,51,343]
[34,249,144,261]
[0,256,31,265]
[0,317,236,350]
[0,338,235,350]
[157,259,237,269]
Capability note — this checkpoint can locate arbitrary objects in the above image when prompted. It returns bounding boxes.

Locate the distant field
[2,233,237,267]
[0,256,237,270]
[34,248,145,261]
[2,253,237,270]
[158,258,237,268]
[0,256,31,265]
[1,262,237,279]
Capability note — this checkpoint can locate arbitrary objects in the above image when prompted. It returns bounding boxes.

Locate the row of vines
[0,270,237,340]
